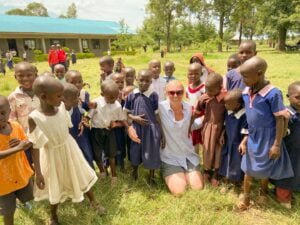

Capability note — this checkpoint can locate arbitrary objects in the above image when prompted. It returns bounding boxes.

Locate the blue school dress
[124,88,161,169]
[272,107,300,190]
[80,90,90,111]
[241,85,293,180]
[225,69,246,90]
[219,108,247,181]
[69,106,94,168]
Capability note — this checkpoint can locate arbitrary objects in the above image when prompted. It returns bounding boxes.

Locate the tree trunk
[166,12,172,52]
[218,12,224,52]
[277,26,287,51]
[238,22,243,45]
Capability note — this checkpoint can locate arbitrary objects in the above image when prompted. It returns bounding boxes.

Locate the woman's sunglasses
[168,90,184,96]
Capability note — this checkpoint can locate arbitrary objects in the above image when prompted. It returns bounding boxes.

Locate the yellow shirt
[0,121,33,196]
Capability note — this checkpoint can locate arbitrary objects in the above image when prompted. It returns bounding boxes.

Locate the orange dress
[0,121,33,196]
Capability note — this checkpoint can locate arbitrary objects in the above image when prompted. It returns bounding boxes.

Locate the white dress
[29,103,97,205]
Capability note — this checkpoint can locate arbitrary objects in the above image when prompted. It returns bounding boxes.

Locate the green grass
[1,47,300,225]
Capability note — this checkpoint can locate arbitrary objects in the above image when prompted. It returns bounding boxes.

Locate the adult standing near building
[5,50,13,70]
[159,80,204,195]
[57,44,67,70]
[48,45,59,73]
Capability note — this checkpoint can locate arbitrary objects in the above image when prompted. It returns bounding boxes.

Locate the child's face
[125,71,135,85]
[164,64,175,77]
[114,76,125,91]
[240,69,260,87]
[137,73,152,92]
[54,67,65,80]
[0,100,10,129]
[238,44,256,63]
[224,97,241,112]
[206,84,221,97]
[188,68,201,84]
[15,68,36,91]
[103,91,119,104]
[100,62,113,74]
[288,88,300,112]
[63,94,79,110]
[227,58,240,72]
[67,74,84,90]
[149,62,161,79]
[44,87,64,107]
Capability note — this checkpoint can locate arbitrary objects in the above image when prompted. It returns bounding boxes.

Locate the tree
[67,3,77,18]
[5,2,48,17]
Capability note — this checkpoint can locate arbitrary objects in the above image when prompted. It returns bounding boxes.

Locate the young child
[192,73,226,186]
[62,83,94,168]
[8,62,39,164]
[0,58,6,76]
[224,40,257,91]
[238,56,293,210]
[149,59,167,102]
[0,96,34,225]
[227,54,241,72]
[88,80,127,184]
[219,89,247,193]
[71,50,77,64]
[163,61,176,83]
[28,76,105,225]
[272,81,300,209]
[111,73,127,171]
[114,57,125,73]
[99,55,114,82]
[124,69,164,185]
[124,67,136,87]
[186,63,206,150]
[189,53,214,83]
[53,64,66,83]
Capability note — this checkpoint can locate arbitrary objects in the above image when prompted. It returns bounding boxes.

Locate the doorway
[7,39,18,56]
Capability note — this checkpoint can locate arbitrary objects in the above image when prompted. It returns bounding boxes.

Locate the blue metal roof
[0,14,122,35]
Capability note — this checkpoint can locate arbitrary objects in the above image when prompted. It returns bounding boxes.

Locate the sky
[0,0,148,29]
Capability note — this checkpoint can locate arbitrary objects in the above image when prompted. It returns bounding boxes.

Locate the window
[92,39,100,49]
[82,39,88,49]
[50,39,65,46]
[24,39,36,50]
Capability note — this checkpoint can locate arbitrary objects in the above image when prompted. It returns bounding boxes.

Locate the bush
[33,49,43,55]
[62,47,70,53]
[76,52,96,59]
[34,54,48,62]
[1,57,23,64]
[103,50,136,56]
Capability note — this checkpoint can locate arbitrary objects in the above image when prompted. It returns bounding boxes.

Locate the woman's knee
[186,171,204,190]
[165,173,187,196]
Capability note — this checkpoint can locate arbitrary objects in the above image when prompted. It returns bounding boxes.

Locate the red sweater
[48,50,59,66]
[57,49,66,63]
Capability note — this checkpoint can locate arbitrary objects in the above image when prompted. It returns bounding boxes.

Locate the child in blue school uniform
[219,89,247,193]
[124,69,165,185]
[237,56,293,210]
[62,83,94,168]
[272,81,300,209]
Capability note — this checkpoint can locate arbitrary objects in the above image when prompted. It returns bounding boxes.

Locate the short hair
[65,70,81,81]
[148,59,161,67]
[228,53,240,62]
[240,40,256,51]
[166,80,184,92]
[63,83,79,98]
[240,56,268,75]
[33,75,63,96]
[14,62,35,73]
[288,81,300,96]
[54,64,65,71]
[224,89,243,104]
[205,73,223,87]
[101,79,119,94]
[164,60,175,67]
[111,72,124,80]
[124,67,136,75]
[99,56,114,65]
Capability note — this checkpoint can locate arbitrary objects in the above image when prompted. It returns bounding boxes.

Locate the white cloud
[0,0,148,29]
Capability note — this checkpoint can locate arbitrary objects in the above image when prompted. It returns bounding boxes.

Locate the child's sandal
[236,194,251,211]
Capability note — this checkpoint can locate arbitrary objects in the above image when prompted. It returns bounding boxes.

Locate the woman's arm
[156,114,166,149]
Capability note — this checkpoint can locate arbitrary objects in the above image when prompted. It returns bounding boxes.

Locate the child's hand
[238,142,247,155]
[16,140,33,151]
[128,126,141,144]
[9,138,21,148]
[132,114,149,126]
[188,125,192,138]
[269,145,281,160]
[220,133,225,145]
[110,121,118,129]
[35,174,45,190]
[78,117,90,136]
[88,102,97,109]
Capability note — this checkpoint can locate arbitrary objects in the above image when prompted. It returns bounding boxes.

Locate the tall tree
[67,3,77,18]
[6,8,27,15]
[5,2,48,17]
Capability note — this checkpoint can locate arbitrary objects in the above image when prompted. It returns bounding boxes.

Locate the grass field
[0,47,300,225]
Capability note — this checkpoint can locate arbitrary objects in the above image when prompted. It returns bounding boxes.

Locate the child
[238,56,293,210]
[28,76,105,225]
[111,73,127,171]
[71,50,77,64]
[149,59,167,102]
[114,57,125,73]
[219,89,247,193]
[0,58,6,76]
[227,54,241,72]
[124,69,164,185]
[53,64,66,83]
[124,85,135,99]
[272,81,300,209]
[124,67,136,87]
[163,61,176,83]
[65,70,91,111]
[189,53,214,83]
[0,96,34,225]
[193,73,226,186]
[62,83,94,168]
[8,62,39,164]
[88,80,127,185]
[224,40,257,90]
[186,63,206,150]
[99,55,114,82]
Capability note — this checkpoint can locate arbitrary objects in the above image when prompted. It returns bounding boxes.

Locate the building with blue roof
[0,14,122,57]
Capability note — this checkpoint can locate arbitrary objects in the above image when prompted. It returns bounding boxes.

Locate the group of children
[1,40,300,225]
